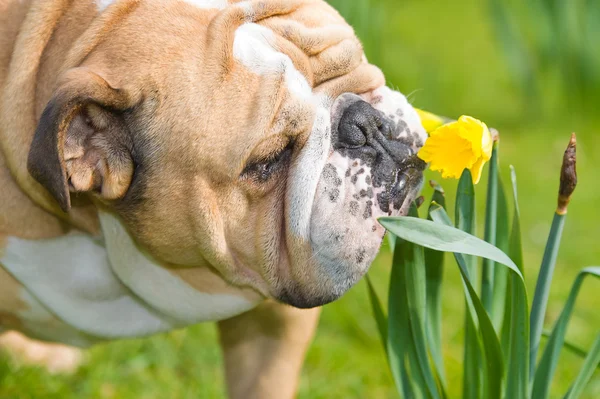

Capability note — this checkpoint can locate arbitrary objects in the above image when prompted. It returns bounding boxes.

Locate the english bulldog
[0,0,427,397]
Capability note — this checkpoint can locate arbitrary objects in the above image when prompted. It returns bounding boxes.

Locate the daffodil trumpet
[415,109,495,184]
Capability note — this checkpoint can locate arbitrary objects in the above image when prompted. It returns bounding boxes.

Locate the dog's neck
[1,211,260,345]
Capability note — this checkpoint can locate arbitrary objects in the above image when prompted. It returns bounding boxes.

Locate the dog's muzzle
[333,98,426,215]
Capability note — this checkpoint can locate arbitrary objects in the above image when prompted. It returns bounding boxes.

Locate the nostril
[380,119,393,140]
[336,100,381,149]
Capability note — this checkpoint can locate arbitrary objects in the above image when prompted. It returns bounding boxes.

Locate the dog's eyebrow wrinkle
[232,23,312,101]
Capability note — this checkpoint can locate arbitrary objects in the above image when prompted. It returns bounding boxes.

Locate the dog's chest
[0,212,258,346]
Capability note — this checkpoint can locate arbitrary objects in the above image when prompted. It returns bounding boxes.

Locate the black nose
[335,100,413,167]
[336,101,388,149]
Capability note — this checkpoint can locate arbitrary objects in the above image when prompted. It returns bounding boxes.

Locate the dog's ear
[28,68,135,212]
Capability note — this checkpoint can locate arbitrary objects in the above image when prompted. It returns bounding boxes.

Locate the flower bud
[557,133,577,215]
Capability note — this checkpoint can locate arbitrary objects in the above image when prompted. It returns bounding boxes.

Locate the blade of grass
[455,170,483,399]
[532,266,600,399]
[425,182,447,388]
[429,206,502,399]
[482,143,499,317]
[504,166,529,399]
[529,210,567,379]
[563,333,600,399]
[403,204,442,399]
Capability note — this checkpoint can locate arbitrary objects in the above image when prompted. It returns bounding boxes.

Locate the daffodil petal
[417,113,493,184]
[469,156,487,184]
[418,124,479,179]
[456,115,487,159]
[480,124,493,160]
[416,108,446,133]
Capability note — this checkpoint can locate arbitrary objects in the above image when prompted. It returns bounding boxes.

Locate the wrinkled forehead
[91,0,385,177]
[170,0,383,172]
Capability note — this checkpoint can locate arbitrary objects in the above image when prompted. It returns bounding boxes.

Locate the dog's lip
[397,176,422,216]
[385,165,423,216]
[397,154,427,172]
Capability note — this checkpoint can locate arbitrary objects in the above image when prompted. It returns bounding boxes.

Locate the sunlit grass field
[1,0,598,398]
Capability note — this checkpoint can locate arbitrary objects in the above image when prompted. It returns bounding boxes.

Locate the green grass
[1,0,599,397]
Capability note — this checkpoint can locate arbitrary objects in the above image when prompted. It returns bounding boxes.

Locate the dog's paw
[0,331,83,374]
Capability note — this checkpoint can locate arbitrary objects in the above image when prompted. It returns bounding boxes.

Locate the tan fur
[0,331,82,374]
[218,300,321,399]
[0,0,384,395]
[168,266,262,301]
[0,267,25,330]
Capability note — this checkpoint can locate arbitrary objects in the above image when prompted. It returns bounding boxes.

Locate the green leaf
[378,216,523,280]
[532,267,600,399]
[379,191,530,399]
[504,166,530,399]
[425,182,447,388]
[542,330,600,366]
[365,274,387,356]
[455,170,483,399]
[428,206,502,399]
[501,173,520,362]
[500,278,513,365]
[387,237,415,398]
[564,333,600,399]
[530,211,567,379]
[482,143,499,317]
[456,170,476,281]
[402,204,441,399]
[492,167,510,331]
[508,166,524,274]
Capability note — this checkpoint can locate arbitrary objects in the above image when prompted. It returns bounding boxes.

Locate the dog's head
[27,0,426,308]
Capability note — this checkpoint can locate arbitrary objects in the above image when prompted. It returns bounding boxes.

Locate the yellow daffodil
[415,108,446,133]
[417,115,493,184]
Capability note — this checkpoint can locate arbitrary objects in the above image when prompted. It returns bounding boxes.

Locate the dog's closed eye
[241,139,295,184]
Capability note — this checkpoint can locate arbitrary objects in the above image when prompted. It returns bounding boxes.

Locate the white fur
[18,290,98,347]
[232,21,328,239]
[95,0,228,12]
[2,234,175,343]
[233,23,312,101]
[370,86,427,148]
[182,0,228,9]
[1,212,257,346]
[287,104,331,238]
[99,211,256,324]
[95,0,114,12]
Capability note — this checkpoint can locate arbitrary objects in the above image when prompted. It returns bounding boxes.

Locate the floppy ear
[27,68,134,212]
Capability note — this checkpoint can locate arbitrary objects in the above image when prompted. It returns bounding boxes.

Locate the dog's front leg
[217,300,320,399]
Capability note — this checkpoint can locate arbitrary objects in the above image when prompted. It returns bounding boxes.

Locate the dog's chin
[275,175,422,309]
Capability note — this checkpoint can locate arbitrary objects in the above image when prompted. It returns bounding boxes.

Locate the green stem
[529,212,566,380]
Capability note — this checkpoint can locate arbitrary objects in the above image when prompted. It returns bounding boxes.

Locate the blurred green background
[1,0,599,398]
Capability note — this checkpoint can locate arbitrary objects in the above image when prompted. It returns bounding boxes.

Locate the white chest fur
[1,212,256,346]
